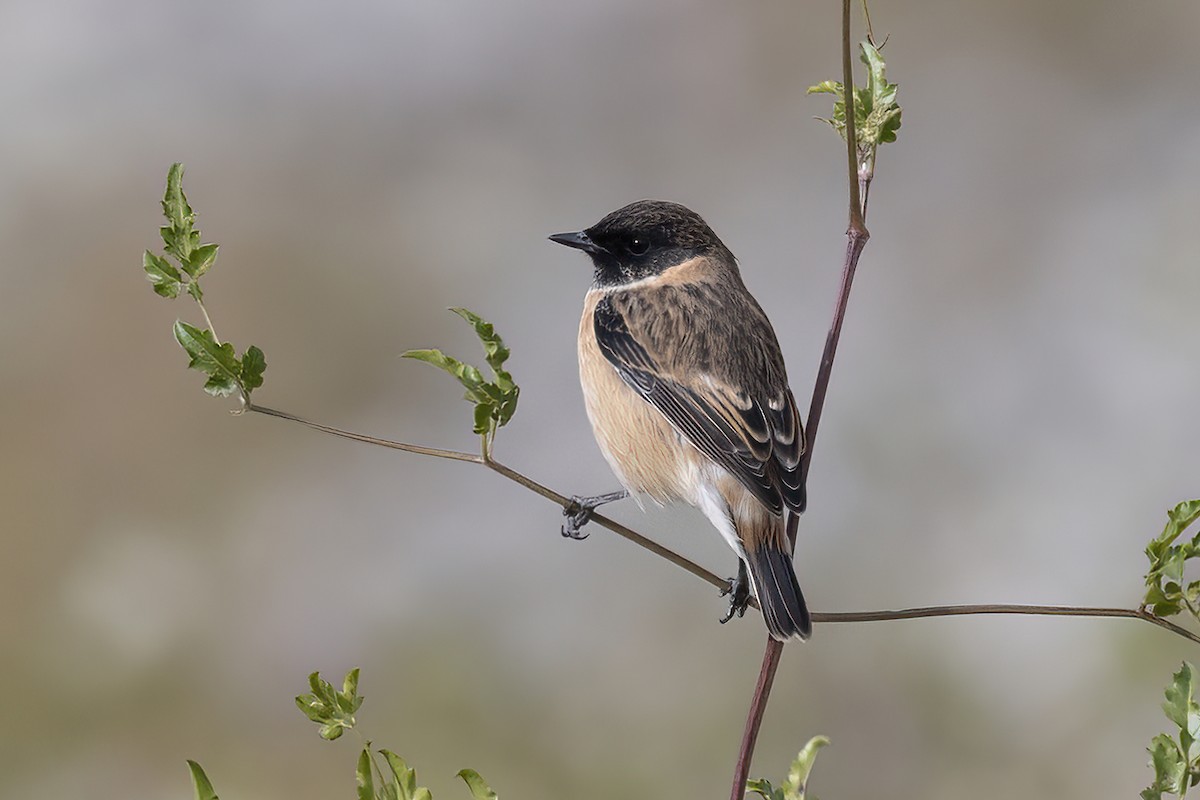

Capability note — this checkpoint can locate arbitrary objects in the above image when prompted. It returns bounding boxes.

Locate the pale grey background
[2,1,1199,798]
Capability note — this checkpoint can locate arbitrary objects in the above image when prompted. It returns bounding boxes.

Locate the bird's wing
[593,290,805,514]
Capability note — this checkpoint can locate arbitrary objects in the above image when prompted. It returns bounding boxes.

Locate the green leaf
[187,243,220,280]
[1143,500,1200,618]
[1147,733,1187,795]
[450,308,510,376]
[782,735,831,798]
[1163,663,1200,739]
[240,345,267,392]
[295,693,327,723]
[343,668,360,700]
[808,41,901,153]
[173,321,241,396]
[187,760,219,800]
[186,280,204,302]
[319,722,346,740]
[356,748,374,800]
[745,778,781,800]
[413,790,432,800]
[805,80,841,96]
[380,751,415,800]
[403,349,477,386]
[457,769,498,800]
[473,402,496,436]
[161,163,200,265]
[144,251,183,298]
[404,309,521,440]
[296,670,357,739]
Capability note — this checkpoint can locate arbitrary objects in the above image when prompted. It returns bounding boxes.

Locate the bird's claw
[561,496,594,540]
[719,573,751,624]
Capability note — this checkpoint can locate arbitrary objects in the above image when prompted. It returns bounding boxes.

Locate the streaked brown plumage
[552,200,810,640]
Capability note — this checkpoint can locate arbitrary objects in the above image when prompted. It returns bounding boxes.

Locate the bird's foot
[719,563,752,624]
[561,490,629,540]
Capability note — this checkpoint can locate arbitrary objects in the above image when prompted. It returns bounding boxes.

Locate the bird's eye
[628,237,650,256]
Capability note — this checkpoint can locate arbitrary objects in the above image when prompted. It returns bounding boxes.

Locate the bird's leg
[561,489,630,539]
[719,560,752,624]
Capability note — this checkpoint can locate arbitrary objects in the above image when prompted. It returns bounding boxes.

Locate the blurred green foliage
[189,670,500,800]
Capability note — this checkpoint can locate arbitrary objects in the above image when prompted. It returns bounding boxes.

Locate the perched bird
[550,200,810,641]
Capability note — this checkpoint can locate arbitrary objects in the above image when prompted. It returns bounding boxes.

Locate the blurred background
[2,0,1199,797]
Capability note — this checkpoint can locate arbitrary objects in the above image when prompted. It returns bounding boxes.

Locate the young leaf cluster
[1144,500,1200,619]
[353,749,497,800]
[747,736,830,800]
[296,669,364,741]
[807,41,901,173]
[143,163,266,401]
[403,308,519,450]
[188,670,498,800]
[1143,663,1200,800]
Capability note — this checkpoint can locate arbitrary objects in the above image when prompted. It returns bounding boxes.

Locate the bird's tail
[743,513,811,641]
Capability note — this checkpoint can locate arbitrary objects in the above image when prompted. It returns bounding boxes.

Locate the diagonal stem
[246,402,1200,648]
[728,0,869,797]
[247,403,737,596]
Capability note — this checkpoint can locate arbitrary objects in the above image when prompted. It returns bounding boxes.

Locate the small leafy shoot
[1144,500,1200,620]
[1143,663,1200,800]
[807,41,901,182]
[402,308,520,452]
[748,736,830,800]
[295,669,364,741]
[144,163,266,404]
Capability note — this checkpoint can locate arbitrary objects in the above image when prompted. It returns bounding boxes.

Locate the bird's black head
[550,200,734,288]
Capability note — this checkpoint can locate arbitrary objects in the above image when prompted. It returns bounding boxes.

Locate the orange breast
[577,289,696,504]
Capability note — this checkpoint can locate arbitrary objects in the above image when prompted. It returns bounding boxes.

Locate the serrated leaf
[356,748,374,800]
[450,308,510,374]
[1148,733,1187,794]
[1164,663,1200,736]
[1143,500,1200,618]
[144,251,183,298]
[240,345,266,391]
[809,41,901,152]
[457,769,498,800]
[187,760,219,800]
[404,309,520,440]
[161,163,199,264]
[174,321,241,396]
[186,243,219,280]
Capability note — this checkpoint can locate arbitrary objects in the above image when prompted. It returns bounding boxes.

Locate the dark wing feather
[594,292,805,514]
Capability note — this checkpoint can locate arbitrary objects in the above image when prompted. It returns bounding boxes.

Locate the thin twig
[236,407,1200,638]
[248,403,1200,649]
[250,404,484,463]
[813,604,1200,646]
[248,403,739,598]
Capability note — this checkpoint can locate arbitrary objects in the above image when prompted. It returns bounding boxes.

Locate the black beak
[549,230,603,255]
